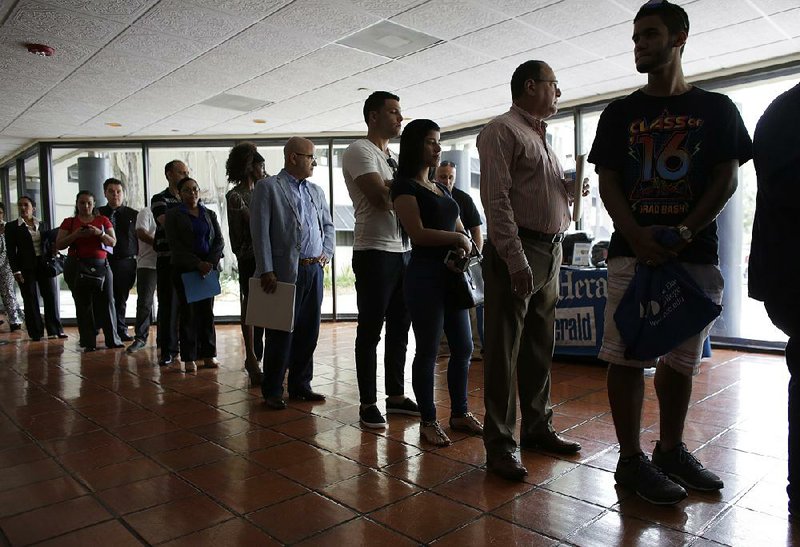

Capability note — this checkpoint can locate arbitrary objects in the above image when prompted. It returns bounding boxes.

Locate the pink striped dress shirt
[477,105,571,274]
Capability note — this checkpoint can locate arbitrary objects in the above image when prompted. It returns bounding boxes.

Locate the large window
[22,154,40,211]
[8,165,18,210]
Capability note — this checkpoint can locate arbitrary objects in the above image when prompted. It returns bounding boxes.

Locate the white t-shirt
[342,138,409,252]
[135,206,157,270]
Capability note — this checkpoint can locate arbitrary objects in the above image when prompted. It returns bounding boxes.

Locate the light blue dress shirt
[284,171,323,259]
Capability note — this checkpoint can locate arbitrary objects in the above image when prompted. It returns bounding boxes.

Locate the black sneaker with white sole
[359,405,386,429]
[652,441,724,491]
[615,452,688,505]
[386,397,420,416]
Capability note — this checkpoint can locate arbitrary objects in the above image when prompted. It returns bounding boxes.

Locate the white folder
[245,278,296,332]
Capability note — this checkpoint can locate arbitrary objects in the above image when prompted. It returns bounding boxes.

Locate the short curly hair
[226,142,265,184]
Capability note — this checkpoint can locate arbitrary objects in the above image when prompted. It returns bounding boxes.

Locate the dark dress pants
[133,267,157,342]
[765,297,800,511]
[18,260,63,338]
[482,238,561,460]
[156,256,179,359]
[108,257,137,336]
[403,256,472,422]
[352,250,411,405]
[173,272,216,362]
[237,255,266,360]
[67,257,122,348]
[261,263,323,399]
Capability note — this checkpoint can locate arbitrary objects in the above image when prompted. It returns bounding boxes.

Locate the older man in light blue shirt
[250,136,335,409]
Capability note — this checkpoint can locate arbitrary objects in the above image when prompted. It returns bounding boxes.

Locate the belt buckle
[552,233,565,243]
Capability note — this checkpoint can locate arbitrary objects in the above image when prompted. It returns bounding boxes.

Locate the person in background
[251,137,334,409]
[392,119,484,446]
[5,196,66,340]
[126,206,157,353]
[0,202,24,332]
[165,177,224,373]
[56,191,122,352]
[151,160,190,366]
[435,161,484,361]
[226,142,268,386]
[749,81,800,519]
[97,178,139,342]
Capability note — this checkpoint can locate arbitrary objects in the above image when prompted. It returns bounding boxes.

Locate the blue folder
[181,270,221,303]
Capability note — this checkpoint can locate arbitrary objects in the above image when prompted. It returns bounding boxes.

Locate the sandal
[420,420,451,446]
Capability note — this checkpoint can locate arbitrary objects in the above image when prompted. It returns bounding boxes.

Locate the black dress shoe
[84,347,97,353]
[289,389,326,401]
[31,336,42,342]
[119,333,134,342]
[265,396,287,410]
[487,453,528,481]
[520,431,582,455]
[10,323,22,332]
[56,333,69,339]
[107,343,125,349]
[158,355,174,366]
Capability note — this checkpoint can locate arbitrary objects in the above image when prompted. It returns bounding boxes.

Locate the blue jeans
[262,263,323,399]
[404,255,472,422]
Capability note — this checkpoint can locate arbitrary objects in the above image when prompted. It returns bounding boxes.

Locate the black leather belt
[518,226,565,243]
[299,257,322,266]
[108,255,136,261]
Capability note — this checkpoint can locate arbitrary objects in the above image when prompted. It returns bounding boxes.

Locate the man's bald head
[283,137,317,180]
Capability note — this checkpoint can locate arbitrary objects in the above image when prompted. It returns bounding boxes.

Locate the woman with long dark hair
[390,119,484,446]
[56,190,122,351]
[5,196,66,340]
[225,142,267,385]
[165,177,224,373]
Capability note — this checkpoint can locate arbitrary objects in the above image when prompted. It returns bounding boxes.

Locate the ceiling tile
[570,22,632,59]
[685,0,761,34]
[106,27,207,64]
[521,0,630,39]
[483,0,561,17]
[44,0,157,22]
[267,0,381,43]
[453,19,556,58]
[346,0,428,19]
[756,0,800,14]
[402,42,495,75]
[137,0,246,43]
[391,0,508,41]
[503,41,602,71]
[188,0,289,19]
[6,0,126,45]
[687,19,785,61]
[772,8,800,38]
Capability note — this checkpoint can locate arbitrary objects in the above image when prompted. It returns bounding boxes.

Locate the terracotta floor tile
[169,408,237,429]
[34,519,143,547]
[77,457,168,491]
[204,470,309,514]
[433,515,557,546]
[124,494,235,544]
[736,477,790,518]
[248,492,356,544]
[246,406,308,427]
[371,491,481,543]
[384,452,473,488]
[305,424,379,452]
[702,505,800,545]
[97,474,199,515]
[492,488,606,540]
[217,428,292,454]
[0,457,65,491]
[616,494,729,534]
[181,455,269,484]
[0,442,49,468]
[190,417,256,441]
[544,464,627,508]
[295,517,417,547]
[433,468,536,511]
[322,469,420,512]
[129,430,207,455]
[160,517,281,546]
[278,453,367,489]
[692,444,777,480]
[248,440,327,470]
[568,510,695,546]
[518,452,580,485]
[435,435,487,466]
[0,475,87,518]
[153,441,234,471]
[59,441,141,472]
[272,415,344,439]
[42,429,120,455]
[339,436,423,469]
[0,494,113,545]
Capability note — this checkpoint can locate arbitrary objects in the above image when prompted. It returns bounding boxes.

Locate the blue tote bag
[614,261,722,360]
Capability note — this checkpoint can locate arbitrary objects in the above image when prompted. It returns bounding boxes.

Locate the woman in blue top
[391,119,484,446]
[165,177,225,373]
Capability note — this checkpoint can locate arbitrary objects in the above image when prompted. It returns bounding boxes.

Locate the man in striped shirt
[478,60,583,481]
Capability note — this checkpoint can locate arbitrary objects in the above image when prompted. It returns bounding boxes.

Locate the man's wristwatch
[676,224,693,242]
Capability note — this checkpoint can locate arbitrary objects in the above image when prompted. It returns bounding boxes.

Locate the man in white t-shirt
[342,91,418,429]
[126,206,157,353]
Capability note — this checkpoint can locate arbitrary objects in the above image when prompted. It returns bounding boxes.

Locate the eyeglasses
[295,153,317,161]
[440,161,456,168]
[535,79,559,89]
[386,157,398,172]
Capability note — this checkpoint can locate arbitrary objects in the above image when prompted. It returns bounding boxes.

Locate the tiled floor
[0,323,797,546]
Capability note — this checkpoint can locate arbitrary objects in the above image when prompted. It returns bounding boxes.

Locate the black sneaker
[615,452,688,505]
[126,339,147,353]
[652,441,724,491]
[386,397,420,416]
[359,405,386,429]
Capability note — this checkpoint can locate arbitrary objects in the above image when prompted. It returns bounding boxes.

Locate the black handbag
[42,254,66,278]
[447,247,485,309]
[75,260,106,291]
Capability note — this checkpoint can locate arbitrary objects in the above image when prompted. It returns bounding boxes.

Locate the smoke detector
[26,43,55,56]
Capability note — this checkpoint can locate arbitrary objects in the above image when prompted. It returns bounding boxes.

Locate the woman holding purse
[5,196,66,341]
[165,177,224,373]
[56,190,122,351]
[391,119,483,446]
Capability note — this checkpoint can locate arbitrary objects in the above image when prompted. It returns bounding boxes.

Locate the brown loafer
[520,431,581,454]
[487,452,528,481]
[289,389,326,401]
[265,396,287,410]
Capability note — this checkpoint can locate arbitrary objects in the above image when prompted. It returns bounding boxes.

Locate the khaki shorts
[598,257,724,377]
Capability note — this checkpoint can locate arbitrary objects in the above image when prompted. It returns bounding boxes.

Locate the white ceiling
[1,0,799,162]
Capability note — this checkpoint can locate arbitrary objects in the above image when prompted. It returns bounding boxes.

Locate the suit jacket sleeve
[250,180,274,275]
[165,210,200,272]
[207,209,225,266]
[5,224,19,273]
[317,185,335,259]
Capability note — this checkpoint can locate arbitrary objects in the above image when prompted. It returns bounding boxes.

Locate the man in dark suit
[250,137,335,409]
[97,178,139,341]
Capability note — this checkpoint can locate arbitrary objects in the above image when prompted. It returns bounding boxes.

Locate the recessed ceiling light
[200,93,272,112]
[105,122,122,127]
[337,21,440,59]
[253,119,266,124]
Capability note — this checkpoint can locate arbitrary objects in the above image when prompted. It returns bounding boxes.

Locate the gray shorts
[598,257,724,377]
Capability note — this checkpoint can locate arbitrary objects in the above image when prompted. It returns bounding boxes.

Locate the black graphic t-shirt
[391,177,460,260]
[589,87,752,264]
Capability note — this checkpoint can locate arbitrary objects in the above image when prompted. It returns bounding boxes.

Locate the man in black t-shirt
[97,178,139,341]
[588,1,752,506]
